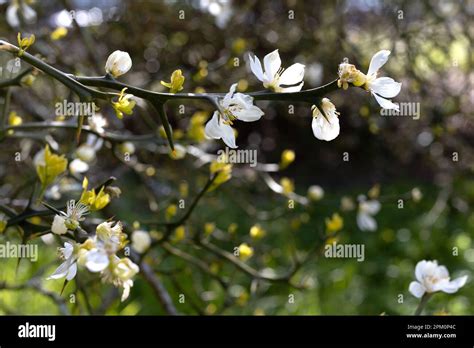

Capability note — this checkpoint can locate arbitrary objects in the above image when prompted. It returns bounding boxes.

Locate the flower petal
[279,63,305,86]
[222,83,238,108]
[441,275,468,294]
[204,112,237,148]
[233,105,264,122]
[85,249,109,272]
[311,109,340,141]
[364,200,381,214]
[409,281,426,298]
[204,112,223,139]
[435,265,449,279]
[367,50,391,76]
[22,4,37,24]
[220,125,237,149]
[62,242,74,259]
[372,92,399,111]
[263,49,281,82]
[415,260,429,283]
[6,5,19,27]
[69,159,89,174]
[47,261,70,280]
[357,212,377,231]
[66,262,77,281]
[370,77,401,98]
[249,54,264,82]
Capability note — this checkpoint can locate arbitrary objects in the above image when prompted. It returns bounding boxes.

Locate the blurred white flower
[69,158,89,174]
[365,50,402,111]
[47,242,77,281]
[6,0,36,28]
[105,50,132,78]
[311,98,340,141]
[120,141,136,155]
[205,83,264,148]
[409,260,468,299]
[88,114,107,134]
[356,195,380,231]
[307,185,324,201]
[79,134,103,159]
[131,230,151,254]
[249,49,305,92]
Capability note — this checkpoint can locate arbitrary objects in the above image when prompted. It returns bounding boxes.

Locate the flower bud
[76,144,96,162]
[52,215,67,235]
[249,224,266,240]
[280,149,295,169]
[105,50,132,77]
[238,243,253,261]
[308,185,324,201]
[131,230,151,254]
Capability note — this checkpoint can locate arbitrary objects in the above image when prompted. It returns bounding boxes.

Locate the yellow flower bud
[280,177,294,195]
[50,27,68,41]
[280,149,295,169]
[208,160,232,191]
[249,224,266,240]
[179,181,189,198]
[204,222,215,236]
[325,213,344,234]
[228,223,238,234]
[165,204,178,221]
[187,112,207,142]
[173,225,186,242]
[238,243,253,261]
[161,69,185,93]
[8,111,22,126]
[17,32,35,56]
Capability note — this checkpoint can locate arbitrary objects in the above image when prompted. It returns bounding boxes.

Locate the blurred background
[0,0,473,315]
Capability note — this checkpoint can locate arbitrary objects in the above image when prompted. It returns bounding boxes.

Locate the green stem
[414,293,433,315]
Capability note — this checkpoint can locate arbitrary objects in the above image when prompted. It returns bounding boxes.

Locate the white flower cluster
[48,220,139,302]
[204,49,402,148]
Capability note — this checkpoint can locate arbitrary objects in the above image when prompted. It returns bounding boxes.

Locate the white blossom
[88,114,107,134]
[249,49,305,92]
[205,83,264,148]
[356,195,380,231]
[365,50,402,111]
[311,98,340,141]
[308,185,324,201]
[131,230,151,254]
[69,158,89,174]
[6,1,36,28]
[409,260,468,299]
